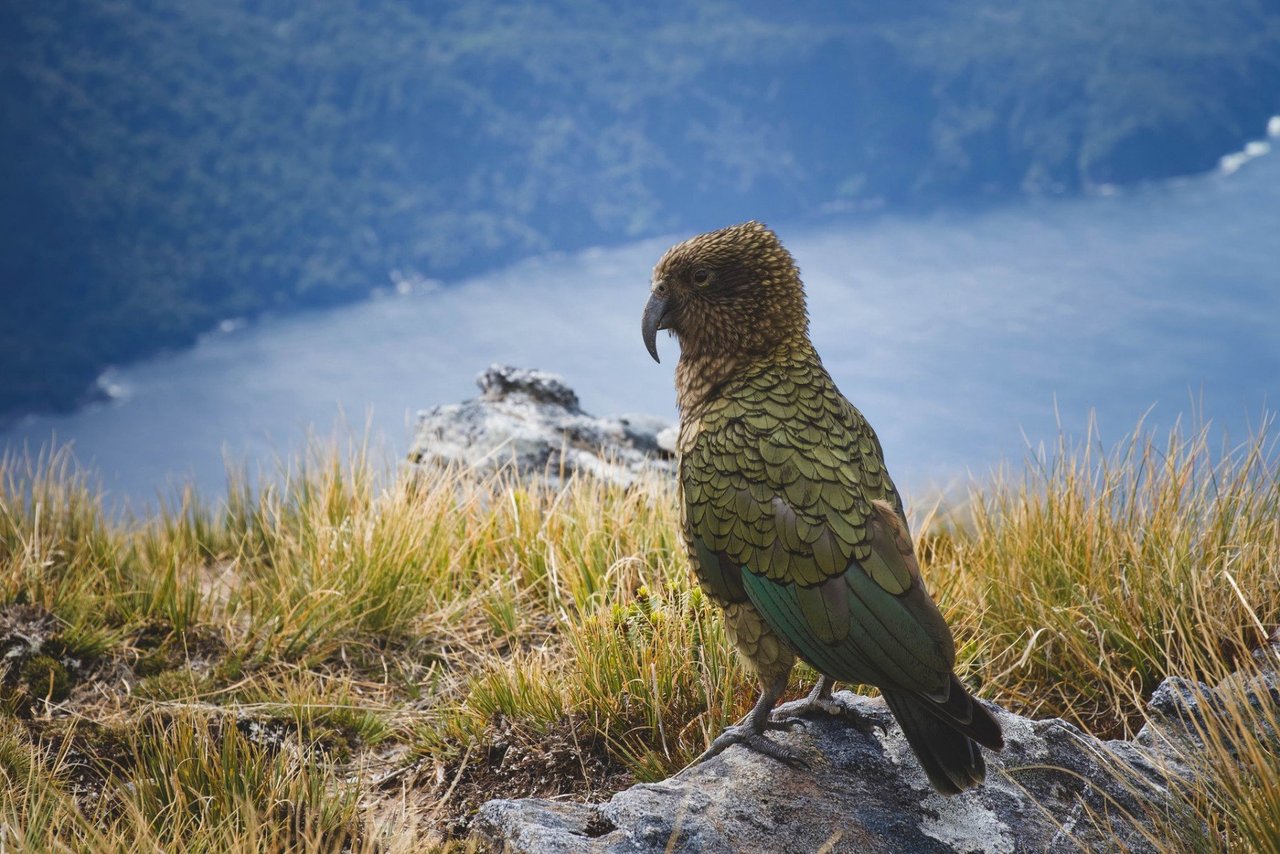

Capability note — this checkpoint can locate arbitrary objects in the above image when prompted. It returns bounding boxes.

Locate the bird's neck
[675,335,815,415]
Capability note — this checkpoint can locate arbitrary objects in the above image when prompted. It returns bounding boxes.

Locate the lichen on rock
[472,643,1280,853]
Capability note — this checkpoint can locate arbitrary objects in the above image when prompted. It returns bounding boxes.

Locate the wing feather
[681,367,957,696]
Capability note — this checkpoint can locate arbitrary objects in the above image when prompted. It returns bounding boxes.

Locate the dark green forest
[2,0,1279,420]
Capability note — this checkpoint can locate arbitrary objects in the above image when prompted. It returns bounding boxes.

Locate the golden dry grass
[0,419,1276,850]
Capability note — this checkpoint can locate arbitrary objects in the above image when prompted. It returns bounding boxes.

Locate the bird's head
[642,221,808,364]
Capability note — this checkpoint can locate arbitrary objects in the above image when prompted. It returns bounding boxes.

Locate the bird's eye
[692,268,711,286]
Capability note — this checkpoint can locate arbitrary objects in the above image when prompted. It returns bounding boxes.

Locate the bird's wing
[682,389,955,696]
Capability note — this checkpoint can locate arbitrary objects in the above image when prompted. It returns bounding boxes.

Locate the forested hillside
[2,0,1278,419]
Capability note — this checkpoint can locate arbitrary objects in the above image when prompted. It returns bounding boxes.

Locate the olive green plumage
[643,221,1004,794]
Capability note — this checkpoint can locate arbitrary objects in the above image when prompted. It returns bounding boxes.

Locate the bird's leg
[691,673,807,768]
[759,677,833,732]
[771,675,876,734]
[794,675,845,715]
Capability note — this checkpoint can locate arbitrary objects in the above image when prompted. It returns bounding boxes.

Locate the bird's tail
[882,676,1004,795]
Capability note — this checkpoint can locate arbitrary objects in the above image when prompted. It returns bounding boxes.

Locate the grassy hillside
[0,422,1277,850]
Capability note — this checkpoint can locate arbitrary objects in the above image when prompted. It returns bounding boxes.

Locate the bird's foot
[764,717,803,731]
[772,687,878,735]
[692,722,808,769]
[775,694,847,718]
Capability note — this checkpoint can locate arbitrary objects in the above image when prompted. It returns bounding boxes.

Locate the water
[5,149,1279,510]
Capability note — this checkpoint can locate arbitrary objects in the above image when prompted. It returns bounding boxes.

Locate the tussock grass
[930,420,1279,735]
[0,419,1277,849]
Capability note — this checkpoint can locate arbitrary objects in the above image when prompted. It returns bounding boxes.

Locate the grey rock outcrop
[407,365,675,485]
[474,645,1280,853]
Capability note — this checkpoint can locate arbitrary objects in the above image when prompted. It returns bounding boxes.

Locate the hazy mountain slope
[2,0,1278,419]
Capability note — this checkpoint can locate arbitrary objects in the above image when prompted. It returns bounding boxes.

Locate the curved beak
[641,290,672,363]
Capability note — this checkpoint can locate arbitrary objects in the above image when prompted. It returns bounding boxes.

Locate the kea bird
[641,221,1004,793]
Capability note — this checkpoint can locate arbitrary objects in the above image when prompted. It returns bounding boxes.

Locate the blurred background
[2,0,1278,508]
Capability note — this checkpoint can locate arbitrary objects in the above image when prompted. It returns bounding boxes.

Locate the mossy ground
[0,422,1277,851]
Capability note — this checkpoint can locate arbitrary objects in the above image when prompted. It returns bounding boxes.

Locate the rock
[473,648,1280,853]
[407,365,675,486]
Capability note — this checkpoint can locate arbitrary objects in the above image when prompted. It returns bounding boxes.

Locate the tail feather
[882,683,1003,794]
[931,674,1004,751]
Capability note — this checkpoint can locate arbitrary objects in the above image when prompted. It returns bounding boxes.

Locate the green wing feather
[682,353,955,696]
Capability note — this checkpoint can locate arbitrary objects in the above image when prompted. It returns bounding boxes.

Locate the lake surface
[5,142,1279,510]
